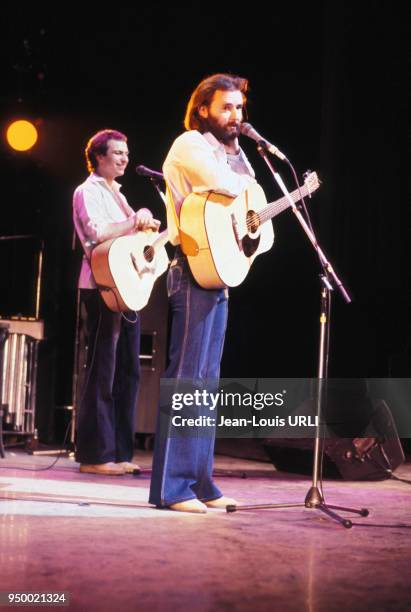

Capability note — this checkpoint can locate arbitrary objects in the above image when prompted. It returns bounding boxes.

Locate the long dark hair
[184,73,248,131]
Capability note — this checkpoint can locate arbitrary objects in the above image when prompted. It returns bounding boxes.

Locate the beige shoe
[169,499,208,514]
[79,462,126,475]
[116,461,141,474]
[204,496,237,509]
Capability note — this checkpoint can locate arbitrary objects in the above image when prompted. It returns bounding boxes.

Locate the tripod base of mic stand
[226,486,369,529]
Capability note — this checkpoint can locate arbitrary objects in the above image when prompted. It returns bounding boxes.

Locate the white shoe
[204,496,237,509]
[116,462,141,474]
[79,462,126,475]
[169,499,207,514]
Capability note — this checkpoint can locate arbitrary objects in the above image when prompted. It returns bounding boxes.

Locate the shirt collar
[200,131,255,178]
[202,131,225,152]
[88,172,122,191]
[201,131,246,159]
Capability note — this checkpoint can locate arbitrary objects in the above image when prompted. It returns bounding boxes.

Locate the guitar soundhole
[246,210,260,234]
[144,245,154,263]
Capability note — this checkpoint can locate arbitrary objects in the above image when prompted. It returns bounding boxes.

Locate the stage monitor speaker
[263,400,405,481]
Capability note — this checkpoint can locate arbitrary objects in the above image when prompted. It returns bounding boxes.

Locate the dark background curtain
[1,2,408,440]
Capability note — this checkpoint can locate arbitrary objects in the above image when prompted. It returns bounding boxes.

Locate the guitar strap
[165,182,181,241]
[165,183,200,256]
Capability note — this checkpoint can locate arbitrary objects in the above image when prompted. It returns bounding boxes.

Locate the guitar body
[91,230,169,312]
[179,183,275,288]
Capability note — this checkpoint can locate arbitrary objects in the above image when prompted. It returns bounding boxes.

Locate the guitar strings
[248,184,310,230]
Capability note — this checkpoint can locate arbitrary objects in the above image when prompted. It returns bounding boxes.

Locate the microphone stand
[149,178,167,205]
[227,145,369,528]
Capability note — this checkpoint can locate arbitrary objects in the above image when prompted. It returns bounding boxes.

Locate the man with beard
[149,74,256,513]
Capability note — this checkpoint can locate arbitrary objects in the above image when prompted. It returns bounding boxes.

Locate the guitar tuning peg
[303,169,312,179]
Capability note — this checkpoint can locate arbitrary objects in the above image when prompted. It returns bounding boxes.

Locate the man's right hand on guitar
[134,208,160,231]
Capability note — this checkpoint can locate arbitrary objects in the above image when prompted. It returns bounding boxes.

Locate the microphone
[240,122,287,161]
[135,165,164,180]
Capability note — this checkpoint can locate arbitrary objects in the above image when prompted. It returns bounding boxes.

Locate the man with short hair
[73,129,155,475]
[149,74,256,512]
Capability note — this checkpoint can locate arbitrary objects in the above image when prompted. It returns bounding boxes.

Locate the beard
[203,115,241,144]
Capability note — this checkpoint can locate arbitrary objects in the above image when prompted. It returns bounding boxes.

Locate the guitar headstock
[303,170,321,196]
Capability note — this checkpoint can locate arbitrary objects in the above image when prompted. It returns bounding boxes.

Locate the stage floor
[0,449,410,611]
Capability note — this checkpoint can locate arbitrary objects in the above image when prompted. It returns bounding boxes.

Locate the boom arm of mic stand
[256,145,351,304]
[150,178,167,206]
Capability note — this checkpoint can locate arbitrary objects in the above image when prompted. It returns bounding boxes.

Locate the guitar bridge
[130,253,142,278]
[231,214,243,251]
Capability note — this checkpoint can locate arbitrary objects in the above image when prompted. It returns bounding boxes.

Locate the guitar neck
[259,183,311,224]
[151,229,169,250]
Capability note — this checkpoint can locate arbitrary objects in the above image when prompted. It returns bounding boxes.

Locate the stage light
[6,120,38,152]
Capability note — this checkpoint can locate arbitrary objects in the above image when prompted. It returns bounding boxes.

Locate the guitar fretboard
[257,184,311,225]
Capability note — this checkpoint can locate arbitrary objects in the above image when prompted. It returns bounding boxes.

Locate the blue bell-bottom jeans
[149,253,228,506]
[75,289,141,465]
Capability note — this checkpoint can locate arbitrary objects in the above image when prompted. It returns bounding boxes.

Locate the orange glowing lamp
[6,120,38,152]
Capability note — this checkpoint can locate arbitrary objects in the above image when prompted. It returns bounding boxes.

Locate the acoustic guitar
[91,229,169,312]
[179,171,320,288]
